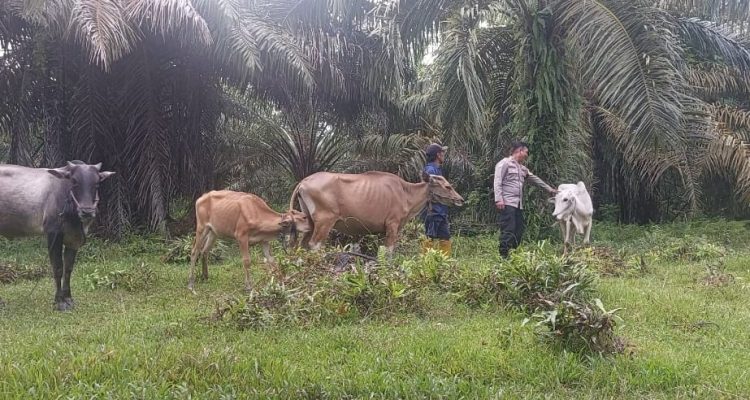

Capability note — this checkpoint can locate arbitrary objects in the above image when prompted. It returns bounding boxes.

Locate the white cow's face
[551,190,577,220]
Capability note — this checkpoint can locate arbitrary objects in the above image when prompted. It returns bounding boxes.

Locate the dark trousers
[498,206,525,258]
[424,214,451,240]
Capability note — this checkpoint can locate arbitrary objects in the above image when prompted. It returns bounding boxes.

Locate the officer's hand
[495,200,505,210]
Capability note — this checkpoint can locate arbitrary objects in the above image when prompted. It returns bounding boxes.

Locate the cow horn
[66,161,76,169]
[93,162,102,171]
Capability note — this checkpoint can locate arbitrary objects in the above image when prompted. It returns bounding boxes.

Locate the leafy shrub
[210,241,622,350]
[446,265,506,308]
[501,241,596,312]
[212,280,329,329]
[595,203,620,222]
[571,246,647,277]
[211,248,452,328]
[400,248,453,286]
[647,235,726,263]
[0,263,46,284]
[336,264,422,318]
[699,260,734,287]
[527,298,625,355]
[86,263,156,291]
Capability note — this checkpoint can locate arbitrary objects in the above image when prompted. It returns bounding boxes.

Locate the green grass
[2,220,750,399]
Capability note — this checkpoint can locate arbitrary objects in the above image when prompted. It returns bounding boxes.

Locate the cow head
[280,209,312,233]
[550,188,577,221]
[47,161,115,223]
[426,175,464,207]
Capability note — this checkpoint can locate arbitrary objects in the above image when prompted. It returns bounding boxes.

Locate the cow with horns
[0,161,115,311]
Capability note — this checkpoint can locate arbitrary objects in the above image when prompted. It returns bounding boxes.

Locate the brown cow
[288,171,464,253]
[188,190,312,291]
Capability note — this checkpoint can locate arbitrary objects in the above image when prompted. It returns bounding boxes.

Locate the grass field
[1,220,750,399]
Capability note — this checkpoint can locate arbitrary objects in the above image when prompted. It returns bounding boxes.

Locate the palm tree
[3,0,750,239]
[0,0,413,237]
[386,0,750,227]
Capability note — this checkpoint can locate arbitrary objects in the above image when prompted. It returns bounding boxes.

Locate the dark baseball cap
[425,143,448,157]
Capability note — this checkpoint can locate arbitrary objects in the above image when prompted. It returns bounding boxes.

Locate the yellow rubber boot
[437,239,452,257]
[421,237,435,254]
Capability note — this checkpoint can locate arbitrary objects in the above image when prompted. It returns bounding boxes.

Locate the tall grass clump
[527,298,626,355]
[500,242,626,355]
[211,247,436,329]
[501,241,596,312]
[85,262,157,292]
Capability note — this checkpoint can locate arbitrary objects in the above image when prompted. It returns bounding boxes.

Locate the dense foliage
[2,0,750,239]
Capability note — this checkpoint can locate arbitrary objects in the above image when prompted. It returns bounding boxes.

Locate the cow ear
[47,168,71,180]
[99,171,115,181]
[547,197,556,204]
[421,171,430,182]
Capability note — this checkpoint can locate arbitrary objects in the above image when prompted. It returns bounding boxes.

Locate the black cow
[0,161,115,311]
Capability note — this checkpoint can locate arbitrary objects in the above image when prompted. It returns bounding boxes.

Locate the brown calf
[188,190,312,291]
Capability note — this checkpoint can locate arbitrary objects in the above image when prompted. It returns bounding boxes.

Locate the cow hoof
[243,285,253,293]
[55,300,74,312]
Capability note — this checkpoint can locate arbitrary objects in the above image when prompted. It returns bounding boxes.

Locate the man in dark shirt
[422,143,452,256]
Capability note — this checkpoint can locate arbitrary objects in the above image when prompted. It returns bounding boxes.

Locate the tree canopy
[2,0,750,237]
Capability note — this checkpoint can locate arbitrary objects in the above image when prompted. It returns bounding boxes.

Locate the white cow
[549,182,593,256]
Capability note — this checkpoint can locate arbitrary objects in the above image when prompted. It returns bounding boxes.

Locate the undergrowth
[210,241,625,355]
[85,262,157,292]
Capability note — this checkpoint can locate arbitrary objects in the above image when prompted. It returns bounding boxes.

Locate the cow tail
[288,182,303,248]
[289,182,302,212]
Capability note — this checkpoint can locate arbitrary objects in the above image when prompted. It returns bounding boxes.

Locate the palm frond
[70,62,114,162]
[657,0,750,32]
[250,107,351,182]
[709,104,750,142]
[700,132,750,204]
[686,64,750,99]
[348,132,429,180]
[125,0,212,47]
[558,0,686,153]
[196,0,316,93]
[430,17,502,138]
[118,49,172,233]
[3,0,69,29]
[676,17,750,69]
[67,0,138,69]
[592,105,693,200]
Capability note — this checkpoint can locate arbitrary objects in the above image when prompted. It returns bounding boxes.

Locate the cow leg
[200,230,217,281]
[238,236,253,292]
[558,221,567,256]
[188,227,208,291]
[262,241,282,279]
[384,221,400,258]
[583,221,592,245]
[566,220,576,254]
[570,222,577,250]
[300,232,313,249]
[47,233,66,310]
[61,246,77,309]
[261,241,275,264]
[309,218,335,251]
